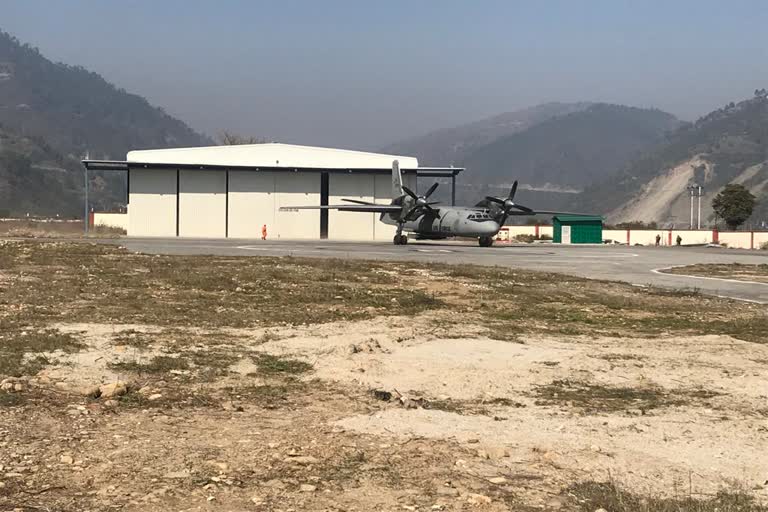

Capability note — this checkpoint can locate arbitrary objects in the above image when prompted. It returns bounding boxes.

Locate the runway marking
[236,245,396,256]
[651,266,768,287]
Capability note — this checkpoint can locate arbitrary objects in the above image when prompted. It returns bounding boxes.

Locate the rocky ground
[1,241,767,511]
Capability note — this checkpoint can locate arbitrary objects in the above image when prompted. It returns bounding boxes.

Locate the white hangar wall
[128,168,176,237]
[124,143,427,240]
[127,169,418,240]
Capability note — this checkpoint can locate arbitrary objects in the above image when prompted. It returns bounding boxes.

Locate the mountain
[574,92,768,227]
[463,104,680,190]
[0,126,82,217]
[382,102,593,166]
[0,29,212,216]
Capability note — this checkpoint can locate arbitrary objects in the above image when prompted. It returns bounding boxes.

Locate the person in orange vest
[261,224,267,240]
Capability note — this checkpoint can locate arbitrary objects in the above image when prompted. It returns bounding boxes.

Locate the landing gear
[479,236,494,247]
[393,223,408,245]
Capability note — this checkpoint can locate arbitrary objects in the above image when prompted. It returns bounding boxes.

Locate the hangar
[83,144,463,240]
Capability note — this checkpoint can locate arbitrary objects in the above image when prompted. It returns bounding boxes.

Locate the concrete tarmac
[116,238,768,304]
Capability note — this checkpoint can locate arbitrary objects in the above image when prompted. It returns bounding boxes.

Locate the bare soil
[2,240,767,511]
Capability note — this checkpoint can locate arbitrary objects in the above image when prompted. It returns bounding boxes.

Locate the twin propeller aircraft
[282,161,587,246]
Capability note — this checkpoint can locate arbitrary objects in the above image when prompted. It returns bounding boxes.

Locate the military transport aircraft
[281,161,589,246]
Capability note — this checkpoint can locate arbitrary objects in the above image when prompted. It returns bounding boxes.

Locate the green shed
[553,215,603,244]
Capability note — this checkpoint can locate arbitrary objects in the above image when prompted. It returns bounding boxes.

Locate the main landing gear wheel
[393,234,408,245]
[478,236,494,247]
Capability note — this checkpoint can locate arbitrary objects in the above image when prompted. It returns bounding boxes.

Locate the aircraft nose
[480,222,500,235]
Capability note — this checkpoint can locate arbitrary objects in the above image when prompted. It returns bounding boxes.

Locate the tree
[218,131,269,145]
[712,184,756,230]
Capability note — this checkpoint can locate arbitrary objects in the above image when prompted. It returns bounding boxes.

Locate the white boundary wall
[93,212,128,232]
[499,225,768,249]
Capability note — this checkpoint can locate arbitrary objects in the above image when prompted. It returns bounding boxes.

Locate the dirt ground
[2,241,768,511]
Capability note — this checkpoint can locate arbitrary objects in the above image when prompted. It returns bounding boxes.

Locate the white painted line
[236,245,395,256]
[652,265,768,287]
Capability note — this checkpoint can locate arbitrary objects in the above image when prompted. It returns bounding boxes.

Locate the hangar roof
[126,143,419,170]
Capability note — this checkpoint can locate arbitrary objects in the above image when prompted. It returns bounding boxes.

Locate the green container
[553,215,603,244]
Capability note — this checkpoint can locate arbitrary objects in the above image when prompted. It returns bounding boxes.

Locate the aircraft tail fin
[391,160,403,199]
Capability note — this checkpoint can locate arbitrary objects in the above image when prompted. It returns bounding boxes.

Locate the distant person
[261,224,267,240]
[655,234,661,246]
[676,235,682,246]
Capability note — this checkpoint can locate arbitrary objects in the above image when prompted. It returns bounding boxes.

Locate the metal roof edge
[82,159,464,176]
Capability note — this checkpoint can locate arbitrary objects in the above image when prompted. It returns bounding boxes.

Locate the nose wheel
[478,236,494,247]
[394,223,408,245]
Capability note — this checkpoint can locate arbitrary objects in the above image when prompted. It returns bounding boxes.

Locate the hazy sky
[4,0,768,150]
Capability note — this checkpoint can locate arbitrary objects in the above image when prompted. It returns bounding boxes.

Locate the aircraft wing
[279,204,402,213]
[524,210,599,216]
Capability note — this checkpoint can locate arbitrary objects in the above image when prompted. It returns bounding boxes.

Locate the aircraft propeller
[402,182,441,220]
[485,180,533,222]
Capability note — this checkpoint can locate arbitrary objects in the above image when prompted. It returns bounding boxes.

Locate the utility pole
[84,151,89,235]
[687,184,703,229]
[697,185,703,230]
[687,185,695,229]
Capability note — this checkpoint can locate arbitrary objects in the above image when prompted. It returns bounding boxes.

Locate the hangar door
[274,173,320,239]
[228,171,276,238]
[178,170,227,237]
[328,174,376,240]
[128,168,177,237]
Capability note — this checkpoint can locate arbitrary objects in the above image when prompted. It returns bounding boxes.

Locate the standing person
[261,224,267,240]
[676,235,682,246]
[655,234,661,246]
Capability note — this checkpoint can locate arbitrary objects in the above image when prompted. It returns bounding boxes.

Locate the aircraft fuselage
[381,207,500,238]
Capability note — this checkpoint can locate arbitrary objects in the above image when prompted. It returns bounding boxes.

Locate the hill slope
[463,104,680,190]
[0,29,212,216]
[574,93,768,227]
[382,102,592,166]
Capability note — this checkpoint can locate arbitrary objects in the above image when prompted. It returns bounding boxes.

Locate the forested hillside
[383,102,592,166]
[0,29,211,216]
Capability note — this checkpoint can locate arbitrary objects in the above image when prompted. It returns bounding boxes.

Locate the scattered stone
[488,477,507,485]
[466,493,492,505]
[0,481,5,489]
[594,509,608,512]
[299,484,317,492]
[436,486,460,497]
[60,455,74,465]
[99,382,128,399]
[103,399,119,408]
[148,393,163,401]
[12,383,24,392]
[373,390,392,401]
[137,386,153,396]
[287,456,319,465]
[0,382,13,392]
[81,385,101,398]
[263,478,287,489]
[163,470,191,479]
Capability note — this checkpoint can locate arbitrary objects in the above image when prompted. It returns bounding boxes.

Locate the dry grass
[0,219,124,238]
[533,379,720,414]
[1,241,767,352]
[568,481,767,512]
